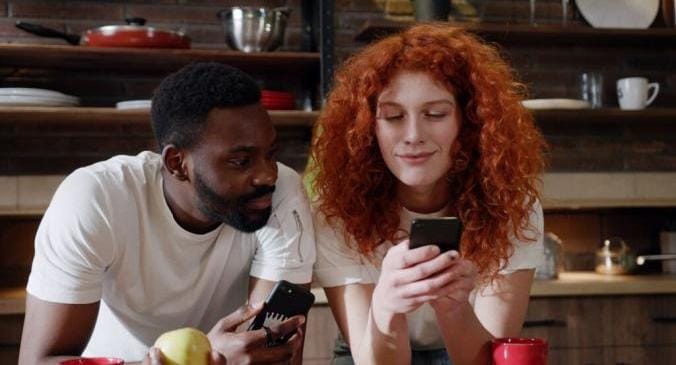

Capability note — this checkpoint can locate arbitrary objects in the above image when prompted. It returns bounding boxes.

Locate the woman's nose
[403,118,424,145]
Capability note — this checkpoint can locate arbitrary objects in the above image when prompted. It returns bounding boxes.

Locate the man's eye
[229,158,250,167]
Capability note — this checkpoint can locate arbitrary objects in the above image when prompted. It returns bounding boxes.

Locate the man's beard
[194,172,275,233]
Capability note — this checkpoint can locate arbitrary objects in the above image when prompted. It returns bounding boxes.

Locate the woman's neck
[396,180,450,214]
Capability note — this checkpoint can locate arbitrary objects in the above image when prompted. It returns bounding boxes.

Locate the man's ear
[161,144,190,181]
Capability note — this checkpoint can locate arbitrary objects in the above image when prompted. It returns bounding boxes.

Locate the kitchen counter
[310,271,676,304]
[3,272,675,314]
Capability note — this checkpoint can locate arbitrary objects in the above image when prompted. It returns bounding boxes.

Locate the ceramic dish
[521,98,591,110]
[116,99,151,110]
[0,87,79,104]
[576,0,659,29]
[0,94,79,107]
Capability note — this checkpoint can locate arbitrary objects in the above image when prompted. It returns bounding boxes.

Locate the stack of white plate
[0,88,80,107]
[116,99,152,110]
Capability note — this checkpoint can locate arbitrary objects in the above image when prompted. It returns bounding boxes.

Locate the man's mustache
[238,185,276,204]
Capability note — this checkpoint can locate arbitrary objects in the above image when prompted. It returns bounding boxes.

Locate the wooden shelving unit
[0,107,319,127]
[0,44,320,74]
[355,19,676,47]
[533,108,676,124]
[2,106,673,127]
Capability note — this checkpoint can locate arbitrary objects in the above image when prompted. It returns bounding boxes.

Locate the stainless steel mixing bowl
[217,7,291,53]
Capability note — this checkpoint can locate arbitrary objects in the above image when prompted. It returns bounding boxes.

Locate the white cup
[616,77,659,110]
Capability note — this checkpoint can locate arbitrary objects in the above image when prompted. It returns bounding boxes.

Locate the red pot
[16,18,190,49]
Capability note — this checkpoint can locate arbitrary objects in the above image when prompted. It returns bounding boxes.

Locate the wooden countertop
[3,272,675,314]
[311,272,676,304]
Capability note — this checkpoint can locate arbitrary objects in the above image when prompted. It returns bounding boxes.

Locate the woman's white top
[313,201,544,350]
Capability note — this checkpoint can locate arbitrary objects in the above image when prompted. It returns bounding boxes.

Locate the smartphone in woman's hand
[409,217,462,253]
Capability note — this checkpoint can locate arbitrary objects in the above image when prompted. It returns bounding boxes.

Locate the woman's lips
[397,151,435,165]
[245,193,273,210]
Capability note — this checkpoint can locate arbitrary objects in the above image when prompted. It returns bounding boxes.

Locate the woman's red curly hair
[309,24,547,277]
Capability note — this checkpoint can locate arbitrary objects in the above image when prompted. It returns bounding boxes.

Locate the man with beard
[19,62,316,365]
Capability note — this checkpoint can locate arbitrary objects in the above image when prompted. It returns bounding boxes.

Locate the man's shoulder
[271,163,305,209]
[73,151,161,185]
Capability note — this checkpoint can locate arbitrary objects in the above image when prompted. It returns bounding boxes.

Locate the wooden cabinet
[522,295,676,365]
[0,314,23,365]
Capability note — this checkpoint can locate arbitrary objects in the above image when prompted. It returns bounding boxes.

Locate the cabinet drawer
[0,314,23,345]
[604,295,676,346]
[605,345,676,365]
[522,297,607,348]
[548,348,604,365]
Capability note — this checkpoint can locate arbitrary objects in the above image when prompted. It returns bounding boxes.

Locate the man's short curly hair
[151,62,261,149]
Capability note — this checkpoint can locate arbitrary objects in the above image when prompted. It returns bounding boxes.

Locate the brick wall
[1,0,676,174]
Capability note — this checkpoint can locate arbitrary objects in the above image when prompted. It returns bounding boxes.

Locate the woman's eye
[383,114,404,121]
[425,112,447,118]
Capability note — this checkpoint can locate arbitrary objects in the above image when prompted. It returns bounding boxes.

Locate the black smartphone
[409,217,462,253]
[247,280,315,345]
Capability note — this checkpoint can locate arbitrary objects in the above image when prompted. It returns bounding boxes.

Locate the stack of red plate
[261,90,295,110]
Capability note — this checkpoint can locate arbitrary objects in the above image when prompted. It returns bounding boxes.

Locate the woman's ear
[161,144,189,181]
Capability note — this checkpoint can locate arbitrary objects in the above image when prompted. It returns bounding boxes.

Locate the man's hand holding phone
[207,302,305,365]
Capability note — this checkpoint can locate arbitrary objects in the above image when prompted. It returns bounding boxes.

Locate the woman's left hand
[428,255,479,315]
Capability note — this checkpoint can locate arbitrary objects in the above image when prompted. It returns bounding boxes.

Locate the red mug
[491,337,548,365]
[59,358,124,365]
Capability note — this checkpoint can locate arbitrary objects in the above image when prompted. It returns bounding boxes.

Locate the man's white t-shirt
[313,201,544,350]
[26,151,316,361]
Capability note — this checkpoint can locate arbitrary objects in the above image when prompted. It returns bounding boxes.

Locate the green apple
[154,327,212,365]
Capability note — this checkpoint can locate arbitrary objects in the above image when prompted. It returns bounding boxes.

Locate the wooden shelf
[533,108,676,124]
[0,107,318,127]
[1,106,672,128]
[0,44,319,74]
[0,287,25,315]
[355,19,676,47]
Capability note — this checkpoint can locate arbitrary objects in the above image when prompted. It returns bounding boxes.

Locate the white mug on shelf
[616,77,659,110]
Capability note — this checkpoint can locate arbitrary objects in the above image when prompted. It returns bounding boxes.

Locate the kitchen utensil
[217,7,291,52]
[59,358,124,365]
[635,254,676,265]
[521,98,591,110]
[575,0,660,29]
[617,77,659,110]
[15,18,190,48]
[116,100,151,110]
[0,88,79,106]
[535,232,563,280]
[579,72,603,109]
[491,338,548,365]
[412,0,451,21]
[595,237,635,275]
[660,231,676,273]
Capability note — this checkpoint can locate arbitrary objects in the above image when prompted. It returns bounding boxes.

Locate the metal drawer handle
[652,316,676,324]
[523,319,567,328]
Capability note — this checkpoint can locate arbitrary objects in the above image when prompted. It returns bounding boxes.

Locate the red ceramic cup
[59,358,124,365]
[491,337,548,365]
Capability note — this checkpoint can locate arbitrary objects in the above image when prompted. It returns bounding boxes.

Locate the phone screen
[409,217,462,253]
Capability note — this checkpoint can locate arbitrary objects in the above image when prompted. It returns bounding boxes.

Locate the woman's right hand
[372,239,459,317]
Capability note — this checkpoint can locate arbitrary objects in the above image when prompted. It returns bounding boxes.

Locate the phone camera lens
[287,289,292,293]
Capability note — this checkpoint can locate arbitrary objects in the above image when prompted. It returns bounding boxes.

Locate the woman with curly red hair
[310,23,546,365]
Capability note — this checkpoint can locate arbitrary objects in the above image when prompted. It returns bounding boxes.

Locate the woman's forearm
[355,306,411,365]
[435,302,492,365]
